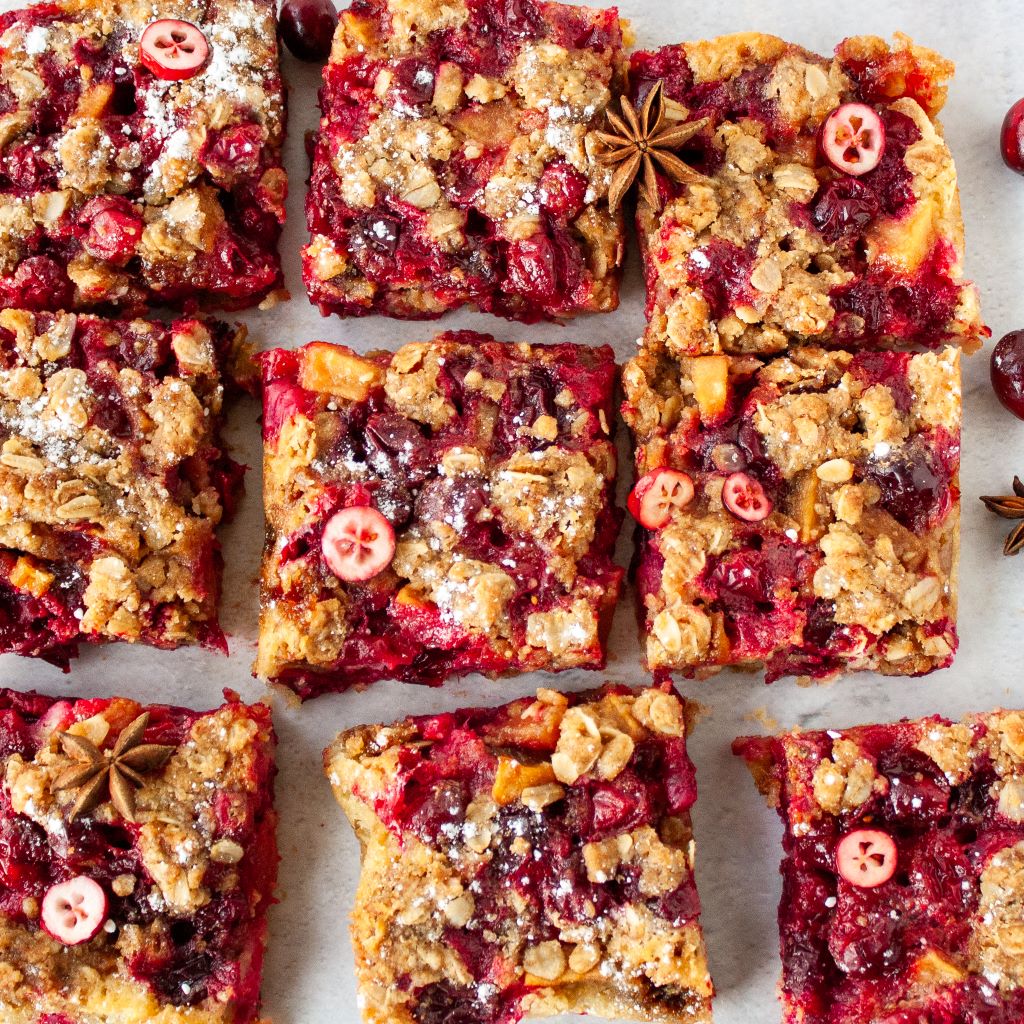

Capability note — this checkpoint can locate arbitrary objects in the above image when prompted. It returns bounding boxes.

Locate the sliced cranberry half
[821,103,885,176]
[321,506,395,582]
[628,468,695,529]
[140,20,210,81]
[836,829,897,888]
[722,472,772,522]
[41,877,108,945]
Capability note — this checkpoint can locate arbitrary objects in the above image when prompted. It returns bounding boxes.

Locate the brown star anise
[52,713,174,823]
[980,476,1024,555]
[595,80,709,212]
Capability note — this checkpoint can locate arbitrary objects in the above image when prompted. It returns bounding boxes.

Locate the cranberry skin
[991,330,1024,420]
[279,0,339,62]
[811,178,881,243]
[1001,98,1024,175]
[80,197,143,266]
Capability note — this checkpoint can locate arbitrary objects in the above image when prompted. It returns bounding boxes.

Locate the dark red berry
[811,178,881,242]
[1001,98,1024,175]
[991,330,1024,419]
[279,0,338,62]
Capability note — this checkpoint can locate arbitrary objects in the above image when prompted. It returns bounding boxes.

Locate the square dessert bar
[257,333,623,698]
[0,688,277,1024]
[621,344,960,681]
[0,308,251,667]
[630,32,985,355]
[735,711,1024,1024]
[0,0,286,313]
[325,684,713,1024]
[303,0,627,321]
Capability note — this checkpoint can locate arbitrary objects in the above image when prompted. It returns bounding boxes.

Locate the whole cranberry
[991,329,1024,420]
[1001,98,1024,175]
[80,197,144,266]
[278,0,338,62]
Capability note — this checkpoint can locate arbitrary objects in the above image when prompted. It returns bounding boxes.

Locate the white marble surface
[2,0,1023,1021]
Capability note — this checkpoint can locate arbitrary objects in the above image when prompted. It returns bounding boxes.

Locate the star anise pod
[52,713,174,823]
[595,80,710,212]
[980,476,1024,555]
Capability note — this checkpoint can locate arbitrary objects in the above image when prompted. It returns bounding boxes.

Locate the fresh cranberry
[991,330,1024,420]
[1001,98,1024,175]
[538,161,588,219]
[320,506,395,582]
[811,177,881,242]
[80,197,144,266]
[722,472,772,522]
[140,19,209,80]
[41,877,107,945]
[835,830,897,888]
[821,103,885,175]
[279,0,338,61]
[628,469,695,529]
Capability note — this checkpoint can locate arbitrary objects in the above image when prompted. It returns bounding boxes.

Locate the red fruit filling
[140,19,210,81]
[259,336,623,698]
[820,103,885,175]
[628,468,695,529]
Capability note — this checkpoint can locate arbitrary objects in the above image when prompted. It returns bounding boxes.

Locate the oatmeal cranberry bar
[325,684,713,1024]
[257,334,622,698]
[0,687,277,1024]
[0,308,251,667]
[629,32,985,355]
[735,710,1024,1024]
[303,0,626,321]
[0,0,286,313]
[621,344,960,681]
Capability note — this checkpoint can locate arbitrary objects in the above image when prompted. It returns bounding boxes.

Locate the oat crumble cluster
[0,688,277,1024]
[622,344,961,681]
[0,0,286,313]
[325,684,713,1024]
[257,333,623,698]
[735,711,1024,1024]
[629,32,985,355]
[303,0,627,321]
[0,308,251,667]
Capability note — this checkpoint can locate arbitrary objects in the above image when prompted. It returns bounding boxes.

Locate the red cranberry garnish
[321,506,395,582]
[279,0,339,62]
[1001,98,1024,175]
[628,468,695,529]
[80,197,144,266]
[140,20,210,81]
[835,829,897,888]
[41,877,107,945]
[722,472,772,522]
[991,329,1024,420]
[821,103,885,176]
